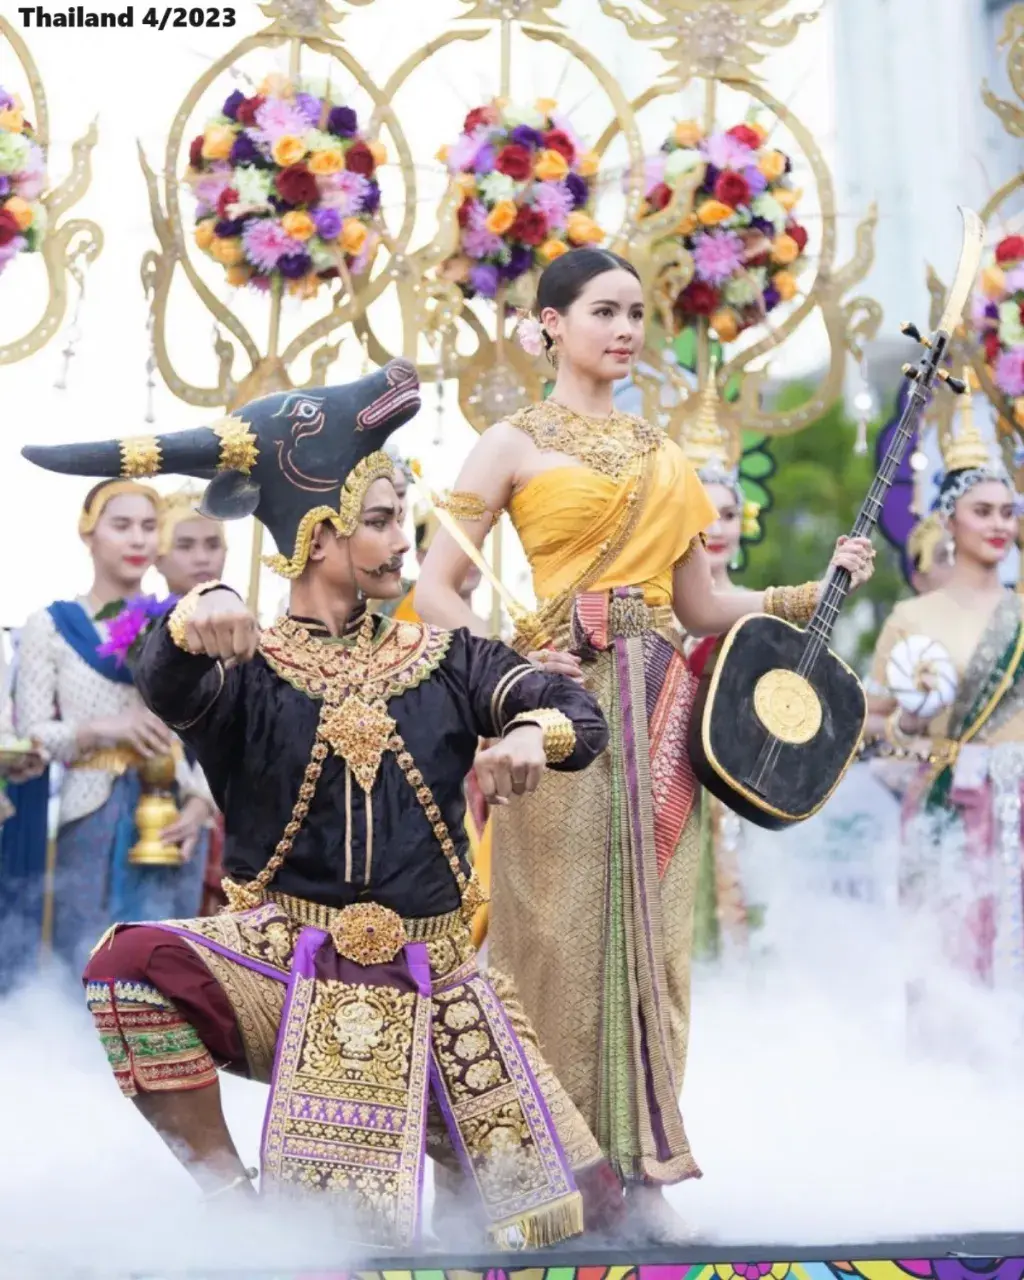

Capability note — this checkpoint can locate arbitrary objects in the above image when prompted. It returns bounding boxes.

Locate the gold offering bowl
[128,753,182,867]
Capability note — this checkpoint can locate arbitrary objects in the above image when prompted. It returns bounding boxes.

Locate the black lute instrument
[688,207,985,831]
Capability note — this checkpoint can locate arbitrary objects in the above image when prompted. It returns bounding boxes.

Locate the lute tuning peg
[937,368,967,394]
[900,321,932,348]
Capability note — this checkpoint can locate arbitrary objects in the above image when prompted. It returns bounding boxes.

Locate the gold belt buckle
[329,902,408,966]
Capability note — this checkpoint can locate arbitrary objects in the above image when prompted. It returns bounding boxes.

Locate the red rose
[727,124,762,150]
[542,129,575,163]
[984,331,1001,364]
[714,170,751,208]
[188,135,204,169]
[0,210,20,246]
[496,144,533,181]
[457,199,472,227]
[996,234,1024,265]
[217,187,239,217]
[345,141,376,177]
[275,164,318,206]
[235,95,265,128]
[509,206,548,247]
[464,104,499,134]
[647,182,672,212]
[787,222,808,253]
[677,281,719,317]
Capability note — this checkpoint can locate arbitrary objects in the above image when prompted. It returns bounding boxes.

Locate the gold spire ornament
[0,16,103,367]
[681,372,733,471]
[941,368,993,473]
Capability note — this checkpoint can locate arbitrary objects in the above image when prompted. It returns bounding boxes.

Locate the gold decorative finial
[942,366,991,472]
[682,375,730,471]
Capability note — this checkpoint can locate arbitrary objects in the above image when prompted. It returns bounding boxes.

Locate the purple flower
[462,202,503,259]
[278,251,312,279]
[314,206,342,240]
[222,89,246,120]
[242,219,303,271]
[360,181,381,214]
[96,595,178,667]
[0,235,27,275]
[469,263,499,297]
[253,98,310,145]
[763,285,780,312]
[474,144,496,176]
[317,170,370,217]
[750,214,775,239]
[447,128,491,173]
[0,176,10,198]
[703,163,720,191]
[702,130,754,170]
[994,347,1024,397]
[328,106,358,138]
[0,89,13,111]
[533,180,573,231]
[565,172,588,209]
[500,245,533,280]
[294,92,323,127]
[743,165,768,197]
[693,229,745,284]
[230,133,260,167]
[215,216,247,238]
[510,124,544,149]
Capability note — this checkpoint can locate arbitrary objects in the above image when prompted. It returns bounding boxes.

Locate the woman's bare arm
[672,542,766,637]
[415,423,523,636]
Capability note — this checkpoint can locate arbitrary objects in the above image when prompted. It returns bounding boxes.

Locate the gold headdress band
[261,450,396,579]
[158,485,225,556]
[78,480,162,538]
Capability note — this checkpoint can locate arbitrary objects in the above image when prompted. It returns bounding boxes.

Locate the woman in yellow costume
[415,247,875,1238]
[866,398,1024,1045]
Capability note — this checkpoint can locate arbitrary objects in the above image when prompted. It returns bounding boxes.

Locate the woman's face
[949,480,1018,568]
[85,493,159,588]
[703,481,743,573]
[541,269,645,385]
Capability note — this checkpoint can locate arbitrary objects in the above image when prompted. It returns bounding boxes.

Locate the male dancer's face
[158,516,227,595]
[310,477,411,600]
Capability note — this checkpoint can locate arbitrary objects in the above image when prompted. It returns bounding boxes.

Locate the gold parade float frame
[0,16,102,366]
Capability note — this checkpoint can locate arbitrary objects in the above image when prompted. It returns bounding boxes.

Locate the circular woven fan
[886,634,958,719]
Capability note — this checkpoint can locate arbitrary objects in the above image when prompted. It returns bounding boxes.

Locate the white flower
[308,238,340,272]
[478,171,518,204]
[234,167,274,209]
[664,148,703,181]
[503,102,545,130]
[0,131,31,175]
[305,128,343,155]
[752,192,786,233]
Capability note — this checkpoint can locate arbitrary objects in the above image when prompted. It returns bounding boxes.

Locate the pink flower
[13,168,45,201]
[242,219,304,272]
[702,130,754,170]
[0,234,26,274]
[994,346,1024,397]
[447,127,492,173]
[693,229,745,284]
[317,169,370,217]
[533,180,574,231]
[461,201,504,259]
[1005,264,1024,292]
[253,97,310,144]
[516,314,545,356]
[191,170,233,217]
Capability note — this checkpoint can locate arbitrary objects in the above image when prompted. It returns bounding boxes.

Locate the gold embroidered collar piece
[508,401,662,481]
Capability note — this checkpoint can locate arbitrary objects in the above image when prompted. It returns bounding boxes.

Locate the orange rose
[436,144,450,164]
[369,140,388,167]
[980,266,1007,299]
[201,124,235,162]
[566,212,603,245]
[0,107,25,134]
[309,150,343,176]
[456,174,477,197]
[758,150,787,182]
[287,273,320,299]
[535,97,558,115]
[576,150,599,178]
[676,212,698,236]
[539,238,569,261]
[775,186,801,212]
[4,197,34,230]
[773,269,798,301]
[535,148,570,182]
[194,219,216,251]
[225,264,251,288]
[771,233,800,265]
[271,135,306,167]
[697,199,733,226]
[710,308,740,342]
[209,236,245,267]
[258,73,292,98]
[485,200,517,235]
[673,119,703,148]
[341,218,368,255]
[281,211,315,241]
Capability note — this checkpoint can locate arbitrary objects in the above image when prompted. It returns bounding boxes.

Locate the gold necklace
[508,399,662,480]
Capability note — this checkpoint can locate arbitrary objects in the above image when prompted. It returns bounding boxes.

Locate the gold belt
[73,747,145,774]
[268,890,465,965]
[541,590,676,648]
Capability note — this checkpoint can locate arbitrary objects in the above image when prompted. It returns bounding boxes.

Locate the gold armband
[763,581,820,626]
[168,580,229,653]
[503,707,576,764]
[437,490,494,525]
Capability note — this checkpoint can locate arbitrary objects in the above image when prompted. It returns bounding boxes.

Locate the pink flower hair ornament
[516,312,546,357]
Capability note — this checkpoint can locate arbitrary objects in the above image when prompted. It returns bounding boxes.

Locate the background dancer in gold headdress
[416,247,875,1239]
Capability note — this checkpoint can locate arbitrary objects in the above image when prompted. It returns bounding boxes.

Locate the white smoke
[2,766,1023,1271]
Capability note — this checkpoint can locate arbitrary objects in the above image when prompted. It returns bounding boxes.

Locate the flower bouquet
[972,234,1024,428]
[96,595,179,667]
[438,98,603,303]
[0,87,47,277]
[184,74,385,298]
[644,119,807,342]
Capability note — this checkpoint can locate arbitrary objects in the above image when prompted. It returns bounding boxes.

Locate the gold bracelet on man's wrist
[503,708,576,765]
[168,580,229,653]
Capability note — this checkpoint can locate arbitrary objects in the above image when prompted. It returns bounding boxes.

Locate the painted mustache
[362,557,404,578]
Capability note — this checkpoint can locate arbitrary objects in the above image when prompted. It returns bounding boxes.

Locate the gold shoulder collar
[259,615,453,703]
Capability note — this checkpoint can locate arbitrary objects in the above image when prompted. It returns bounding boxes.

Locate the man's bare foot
[624,1184,697,1244]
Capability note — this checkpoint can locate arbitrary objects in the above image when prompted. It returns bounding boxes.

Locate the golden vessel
[128,754,182,867]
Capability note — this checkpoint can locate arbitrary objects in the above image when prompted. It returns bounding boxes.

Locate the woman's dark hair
[536,248,639,349]
[82,479,118,514]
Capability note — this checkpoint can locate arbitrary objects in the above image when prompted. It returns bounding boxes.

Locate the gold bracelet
[763,581,820,625]
[503,708,576,765]
[168,580,229,653]
[437,489,494,525]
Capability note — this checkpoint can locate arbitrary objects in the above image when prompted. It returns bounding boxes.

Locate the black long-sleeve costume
[133,614,608,919]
